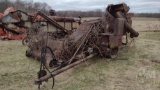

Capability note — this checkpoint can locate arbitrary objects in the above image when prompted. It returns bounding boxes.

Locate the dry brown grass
[0,17,160,90]
[132,17,160,31]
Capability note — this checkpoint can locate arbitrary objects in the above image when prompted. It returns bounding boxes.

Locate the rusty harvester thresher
[25,3,139,88]
[0,2,139,89]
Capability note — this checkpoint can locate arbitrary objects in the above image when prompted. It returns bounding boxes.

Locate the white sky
[29,0,160,13]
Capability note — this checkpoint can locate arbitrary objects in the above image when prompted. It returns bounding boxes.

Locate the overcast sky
[33,0,160,13]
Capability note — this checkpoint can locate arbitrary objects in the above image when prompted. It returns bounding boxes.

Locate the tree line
[56,9,103,17]
[0,0,51,14]
[134,13,160,18]
[0,0,104,17]
[57,11,160,18]
[0,0,159,18]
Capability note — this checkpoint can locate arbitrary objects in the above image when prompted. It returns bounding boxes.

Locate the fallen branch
[151,59,160,64]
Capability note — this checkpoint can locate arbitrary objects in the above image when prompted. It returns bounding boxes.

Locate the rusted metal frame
[35,11,69,33]
[79,30,93,57]
[92,22,106,57]
[35,53,97,84]
[68,24,94,64]
[74,21,99,51]
[39,16,80,23]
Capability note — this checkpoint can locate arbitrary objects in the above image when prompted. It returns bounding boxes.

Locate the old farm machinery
[24,3,139,89]
[0,2,139,89]
[0,8,81,44]
[0,7,27,40]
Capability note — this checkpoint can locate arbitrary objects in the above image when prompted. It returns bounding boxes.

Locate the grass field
[0,17,160,90]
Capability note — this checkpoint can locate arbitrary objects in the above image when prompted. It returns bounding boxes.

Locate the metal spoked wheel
[22,37,30,45]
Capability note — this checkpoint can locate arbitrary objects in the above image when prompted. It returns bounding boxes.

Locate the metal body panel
[2,15,18,23]
[109,35,118,48]
[114,18,124,35]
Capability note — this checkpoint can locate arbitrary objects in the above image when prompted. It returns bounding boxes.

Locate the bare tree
[0,0,51,14]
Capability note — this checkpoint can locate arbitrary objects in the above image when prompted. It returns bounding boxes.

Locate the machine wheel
[22,37,30,45]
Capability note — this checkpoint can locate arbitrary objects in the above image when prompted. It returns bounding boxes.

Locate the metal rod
[69,25,93,64]
[34,53,97,84]
[36,11,69,33]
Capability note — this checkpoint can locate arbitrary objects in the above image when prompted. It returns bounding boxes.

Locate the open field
[0,17,160,90]
[83,17,160,31]
[132,17,160,31]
